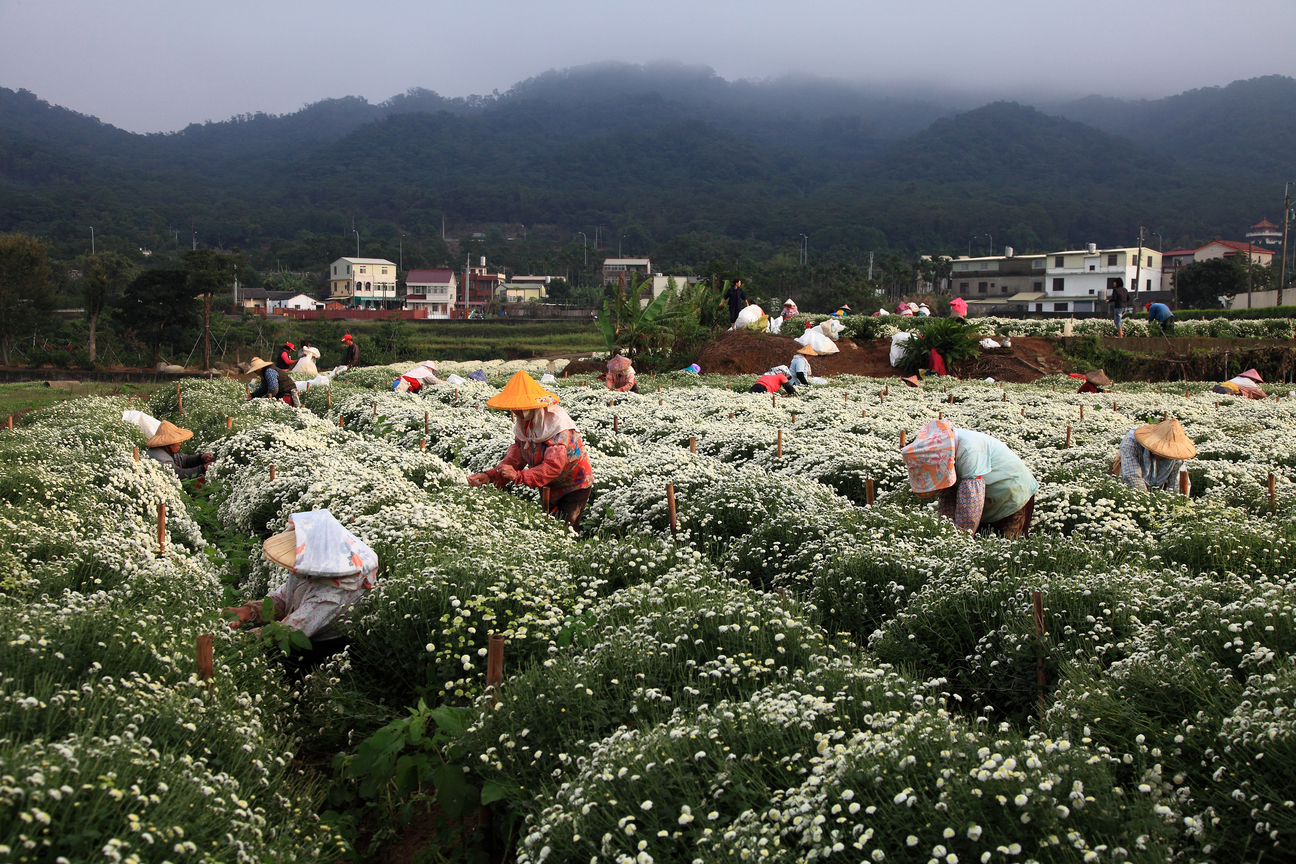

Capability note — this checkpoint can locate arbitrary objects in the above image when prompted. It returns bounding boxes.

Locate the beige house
[328,257,399,309]
[405,270,457,317]
[503,283,547,303]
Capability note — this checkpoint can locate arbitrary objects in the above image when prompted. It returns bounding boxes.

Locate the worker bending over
[902,419,1039,538]
[1077,369,1110,393]
[605,351,639,393]
[750,367,795,396]
[247,356,301,407]
[1117,418,1195,492]
[145,421,212,478]
[788,346,814,385]
[468,371,594,531]
[1213,368,1266,399]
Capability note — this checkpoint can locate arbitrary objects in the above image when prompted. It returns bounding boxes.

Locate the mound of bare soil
[694,331,1067,381]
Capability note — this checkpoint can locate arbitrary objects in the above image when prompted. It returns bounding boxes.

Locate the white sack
[121,410,161,439]
[889,332,913,368]
[290,509,378,590]
[732,304,764,330]
[795,328,840,355]
[979,338,1001,349]
[445,373,468,386]
[767,315,783,334]
[809,376,828,385]
[820,319,845,341]
[540,373,557,384]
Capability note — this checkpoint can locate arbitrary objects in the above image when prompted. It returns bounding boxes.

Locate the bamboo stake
[424,411,429,434]
[772,394,777,408]
[791,412,797,424]
[666,484,677,538]
[1033,591,1046,708]
[419,439,426,451]
[899,429,906,448]
[455,389,459,402]
[861,410,866,418]
[884,385,889,396]
[1002,391,1007,402]
[1179,470,1189,496]
[689,436,696,453]
[1065,426,1071,449]
[1112,400,1117,411]
[373,402,377,416]
[865,478,875,506]
[1021,407,1025,418]
[269,464,276,481]
[728,412,733,420]
[1269,473,1277,514]
[177,389,183,415]
[777,429,783,458]
[1185,390,1190,400]
[1080,406,1084,421]
[339,415,345,428]
[949,393,953,404]
[196,634,214,683]
[486,634,505,702]
[613,415,619,433]
[226,416,233,429]
[157,502,166,556]
[938,411,942,420]
[541,486,551,512]
[327,388,331,407]
[133,446,139,462]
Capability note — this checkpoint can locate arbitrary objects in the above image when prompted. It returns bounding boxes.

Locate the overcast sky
[3,0,1294,133]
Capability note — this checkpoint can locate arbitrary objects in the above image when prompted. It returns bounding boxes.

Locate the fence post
[899,429,906,448]
[486,634,505,703]
[197,634,214,684]
[1270,473,1277,514]
[689,436,696,453]
[157,502,166,556]
[1179,470,1189,496]
[1065,426,1071,449]
[866,478,875,506]
[666,484,677,538]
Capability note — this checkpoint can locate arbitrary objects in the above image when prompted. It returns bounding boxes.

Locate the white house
[328,257,399,310]
[1041,244,1162,313]
[270,293,323,311]
[404,269,457,317]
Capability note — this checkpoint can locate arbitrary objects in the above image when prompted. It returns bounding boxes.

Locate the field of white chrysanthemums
[2,362,1295,864]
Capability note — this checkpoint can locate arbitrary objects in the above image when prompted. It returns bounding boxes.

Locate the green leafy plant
[597,272,675,358]
[896,316,984,373]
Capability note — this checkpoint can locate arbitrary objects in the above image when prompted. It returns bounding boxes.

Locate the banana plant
[597,272,675,358]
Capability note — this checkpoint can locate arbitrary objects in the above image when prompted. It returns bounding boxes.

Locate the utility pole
[1133,226,1145,304]
[578,232,587,267]
[985,234,993,256]
[354,229,360,258]
[1280,182,1291,308]
[868,251,875,281]
[399,233,405,271]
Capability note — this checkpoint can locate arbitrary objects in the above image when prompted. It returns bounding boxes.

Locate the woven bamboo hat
[145,420,193,448]
[1238,368,1264,383]
[1134,418,1196,460]
[485,370,560,410]
[796,345,818,356]
[247,356,273,374]
[263,529,298,570]
[1085,369,1112,386]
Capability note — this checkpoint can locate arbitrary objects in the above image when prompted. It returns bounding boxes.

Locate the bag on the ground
[889,332,913,367]
[795,328,840,355]
[122,410,161,439]
[733,304,764,330]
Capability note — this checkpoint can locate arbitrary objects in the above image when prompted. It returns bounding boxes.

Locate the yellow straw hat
[1134,418,1196,460]
[1085,369,1112,386]
[247,356,273,374]
[145,420,193,448]
[263,529,298,570]
[796,345,818,356]
[485,370,560,410]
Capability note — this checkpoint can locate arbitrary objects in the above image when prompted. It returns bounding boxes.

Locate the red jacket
[755,372,788,393]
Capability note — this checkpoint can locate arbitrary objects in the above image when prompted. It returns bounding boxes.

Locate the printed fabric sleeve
[484,442,528,488]
[951,476,986,532]
[1119,431,1147,491]
[516,441,568,489]
[615,376,636,392]
[249,371,270,398]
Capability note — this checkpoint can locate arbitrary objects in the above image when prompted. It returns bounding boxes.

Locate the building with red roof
[1246,219,1282,248]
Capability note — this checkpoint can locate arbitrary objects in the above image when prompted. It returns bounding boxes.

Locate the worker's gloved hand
[223,603,259,630]
[466,473,491,487]
[201,452,214,464]
[498,464,519,482]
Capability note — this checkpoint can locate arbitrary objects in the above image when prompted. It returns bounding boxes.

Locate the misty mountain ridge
[0,64,1291,265]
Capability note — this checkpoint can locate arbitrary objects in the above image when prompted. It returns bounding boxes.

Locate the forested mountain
[0,65,1291,282]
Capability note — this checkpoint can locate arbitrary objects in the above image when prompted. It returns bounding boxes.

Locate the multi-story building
[602,258,651,284]
[1161,241,1272,295]
[1246,219,1283,249]
[1041,244,1163,313]
[952,251,1048,315]
[328,257,399,309]
[404,270,457,317]
[460,258,506,311]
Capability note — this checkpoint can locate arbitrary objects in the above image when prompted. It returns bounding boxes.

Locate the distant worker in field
[145,421,212,479]
[274,342,296,370]
[901,419,1039,538]
[1077,369,1111,393]
[340,333,360,368]
[247,356,301,407]
[224,509,377,666]
[830,303,852,319]
[949,296,968,320]
[1214,367,1267,399]
[788,346,814,386]
[1145,301,1176,335]
[468,371,594,531]
[780,298,798,321]
[750,366,796,397]
[720,280,748,325]
[1108,278,1130,337]
[1116,418,1195,492]
[605,351,640,393]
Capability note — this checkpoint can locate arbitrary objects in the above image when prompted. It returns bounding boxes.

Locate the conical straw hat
[796,345,818,356]
[247,356,273,374]
[263,528,298,570]
[485,370,560,410]
[1238,368,1264,383]
[1134,418,1196,460]
[1085,369,1112,386]
[145,420,193,448]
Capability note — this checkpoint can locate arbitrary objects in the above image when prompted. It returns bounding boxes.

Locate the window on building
[959,282,969,294]
[1052,278,1065,292]
[333,266,337,275]
[1146,279,1151,291]
[366,282,371,290]
[1032,259,1044,269]
[1147,256,1153,267]
[1035,303,1044,312]
[1055,256,1064,268]
[1001,285,1009,294]
[1089,265,1096,271]
[978,282,988,294]
[1107,253,1118,266]
[382,268,388,275]
[1055,303,1068,312]
[1032,281,1042,291]
[1088,289,1095,295]
[359,267,366,274]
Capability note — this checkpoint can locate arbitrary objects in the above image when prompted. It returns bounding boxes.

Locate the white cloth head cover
[513,405,578,443]
[122,410,162,439]
[290,509,378,588]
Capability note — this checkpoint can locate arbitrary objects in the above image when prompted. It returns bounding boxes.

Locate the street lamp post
[799,234,808,265]
[577,232,587,267]
[985,234,994,256]
[354,230,360,258]
[1152,232,1164,253]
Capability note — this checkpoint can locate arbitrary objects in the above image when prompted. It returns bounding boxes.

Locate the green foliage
[0,233,55,366]
[896,316,984,373]
[598,272,677,358]
[1174,255,1272,308]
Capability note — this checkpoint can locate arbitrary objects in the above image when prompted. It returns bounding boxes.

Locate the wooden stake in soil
[938,411,942,420]
[777,429,783,458]
[1269,473,1277,514]
[1033,591,1046,708]
[133,446,139,462]
[486,634,505,702]
[791,412,797,424]
[1179,470,1189,496]
[1186,390,1191,400]
[372,402,377,417]
[1002,391,1007,403]
[1065,426,1071,449]
[728,412,733,419]
[157,502,166,556]
[899,429,907,448]
[666,484,677,538]
[689,436,696,453]
[1021,407,1025,418]
[339,415,344,428]
[541,486,551,512]
[772,394,777,409]
[196,634,214,683]
[884,385,889,396]
[455,389,459,402]
[865,478,875,506]
[419,439,426,451]
[327,388,331,407]
[269,464,276,481]
[424,411,429,434]
[1079,405,1084,421]
[177,390,183,416]
[949,393,954,404]
[226,416,233,429]
[613,415,618,433]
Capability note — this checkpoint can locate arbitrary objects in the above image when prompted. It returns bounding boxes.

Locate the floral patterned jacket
[485,430,593,500]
